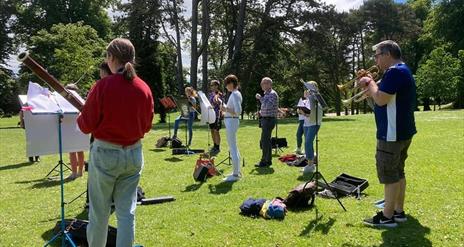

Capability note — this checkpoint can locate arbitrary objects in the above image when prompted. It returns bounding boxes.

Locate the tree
[0,67,19,115]
[0,0,16,65]
[415,46,461,109]
[14,0,113,41]
[160,0,186,95]
[20,22,106,93]
[124,0,167,122]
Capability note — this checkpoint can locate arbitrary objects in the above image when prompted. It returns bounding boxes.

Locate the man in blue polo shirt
[359,40,417,228]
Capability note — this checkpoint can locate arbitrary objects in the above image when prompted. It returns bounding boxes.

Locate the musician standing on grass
[78,38,154,246]
[300,84,323,175]
[221,75,243,182]
[358,40,417,228]
[255,77,279,167]
[208,80,224,156]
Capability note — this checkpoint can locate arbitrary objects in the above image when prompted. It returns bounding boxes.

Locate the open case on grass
[320,173,369,199]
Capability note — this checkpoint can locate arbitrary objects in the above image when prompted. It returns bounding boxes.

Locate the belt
[261,116,276,119]
[224,116,239,119]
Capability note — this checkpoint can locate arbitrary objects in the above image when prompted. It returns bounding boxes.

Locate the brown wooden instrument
[17,51,84,111]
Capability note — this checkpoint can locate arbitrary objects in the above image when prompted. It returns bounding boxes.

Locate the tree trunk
[230,0,246,74]
[172,0,184,95]
[190,0,199,88]
[201,0,209,92]
[423,97,431,111]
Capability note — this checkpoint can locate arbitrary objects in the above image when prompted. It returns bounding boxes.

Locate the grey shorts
[376,139,412,184]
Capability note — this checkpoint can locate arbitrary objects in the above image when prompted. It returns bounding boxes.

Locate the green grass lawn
[1,110,463,246]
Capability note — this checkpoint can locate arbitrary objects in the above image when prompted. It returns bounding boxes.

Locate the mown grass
[0,110,463,246]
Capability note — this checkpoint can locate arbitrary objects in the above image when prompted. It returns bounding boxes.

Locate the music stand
[303,82,347,213]
[44,112,77,247]
[160,96,178,143]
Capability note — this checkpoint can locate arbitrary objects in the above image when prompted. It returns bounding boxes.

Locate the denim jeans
[87,139,143,247]
[304,125,320,160]
[296,120,304,149]
[224,118,240,175]
[173,111,195,146]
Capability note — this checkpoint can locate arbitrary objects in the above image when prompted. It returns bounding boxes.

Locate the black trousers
[260,118,276,164]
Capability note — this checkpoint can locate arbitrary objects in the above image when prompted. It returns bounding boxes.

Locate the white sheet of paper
[198,91,216,124]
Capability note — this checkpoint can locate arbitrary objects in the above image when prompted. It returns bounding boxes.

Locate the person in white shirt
[220,74,243,182]
[300,82,323,174]
[295,91,309,154]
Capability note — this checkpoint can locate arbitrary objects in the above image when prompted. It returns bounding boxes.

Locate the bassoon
[17,51,84,111]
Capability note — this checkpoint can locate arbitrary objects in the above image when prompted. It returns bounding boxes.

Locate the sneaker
[294,148,303,155]
[66,174,78,180]
[393,210,407,223]
[301,164,315,174]
[209,147,220,156]
[363,211,398,228]
[223,174,240,182]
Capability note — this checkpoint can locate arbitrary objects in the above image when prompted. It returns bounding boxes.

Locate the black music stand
[44,113,77,247]
[303,82,346,214]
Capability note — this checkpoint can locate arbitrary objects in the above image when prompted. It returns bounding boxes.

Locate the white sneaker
[294,148,303,155]
[223,174,240,182]
[301,164,315,174]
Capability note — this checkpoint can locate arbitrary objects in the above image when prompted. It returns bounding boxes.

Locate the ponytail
[123,62,136,81]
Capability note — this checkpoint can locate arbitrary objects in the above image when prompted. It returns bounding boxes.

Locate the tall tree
[125,0,166,122]
[14,0,113,41]
[0,0,16,65]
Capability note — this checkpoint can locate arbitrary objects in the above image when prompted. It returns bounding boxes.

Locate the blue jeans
[304,125,320,160]
[296,120,304,149]
[225,118,240,175]
[87,139,143,247]
[173,112,195,146]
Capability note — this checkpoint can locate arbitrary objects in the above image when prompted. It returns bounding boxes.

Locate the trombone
[337,65,380,92]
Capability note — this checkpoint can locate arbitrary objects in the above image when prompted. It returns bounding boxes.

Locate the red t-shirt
[77,74,154,146]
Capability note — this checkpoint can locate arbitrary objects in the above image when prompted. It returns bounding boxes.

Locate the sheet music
[25,81,83,114]
[198,91,216,124]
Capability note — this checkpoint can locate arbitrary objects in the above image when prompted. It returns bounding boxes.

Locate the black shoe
[209,147,220,156]
[35,156,40,162]
[28,157,34,163]
[363,211,398,228]
[254,161,271,167]
[393,210,407,223]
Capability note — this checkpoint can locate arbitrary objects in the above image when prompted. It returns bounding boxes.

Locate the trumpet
[337,65,380,92]
[341,80,381,107]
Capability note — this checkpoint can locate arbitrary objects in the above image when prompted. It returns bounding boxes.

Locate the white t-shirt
[225,90,242,117]
[303,95,323,126]
[297,98,307,121]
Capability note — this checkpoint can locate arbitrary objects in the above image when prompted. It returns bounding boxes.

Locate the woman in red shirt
[77,38,154,247]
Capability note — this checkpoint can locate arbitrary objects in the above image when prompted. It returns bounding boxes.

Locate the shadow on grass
[182,183,203,192]
[149,148,167,153]
[300,209,336,237]
[0,126,21,130]
[376,215,431,247]
[164,157,183,162]
[208,181,234,194]
[249,167,275,175]
[15,177,73,189]
[0,161,35,171]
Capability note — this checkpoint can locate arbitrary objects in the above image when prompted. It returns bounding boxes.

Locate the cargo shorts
[376,139,412,184]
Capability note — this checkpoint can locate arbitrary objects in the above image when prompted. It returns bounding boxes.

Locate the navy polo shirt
[374,63,417,141]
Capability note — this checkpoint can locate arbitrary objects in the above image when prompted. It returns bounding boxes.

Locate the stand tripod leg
[309,172,346,212]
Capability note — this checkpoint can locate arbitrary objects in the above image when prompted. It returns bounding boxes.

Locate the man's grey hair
[372,40,402,59]
[261,77,273,84]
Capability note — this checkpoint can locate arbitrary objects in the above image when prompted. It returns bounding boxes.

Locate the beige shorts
[375,139,412,184]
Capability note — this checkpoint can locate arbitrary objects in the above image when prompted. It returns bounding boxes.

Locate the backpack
[54,219,117,247]
[284,181,317,209]
[171,137,183,148]
[193,156,217,182]
[155,136,170,148]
